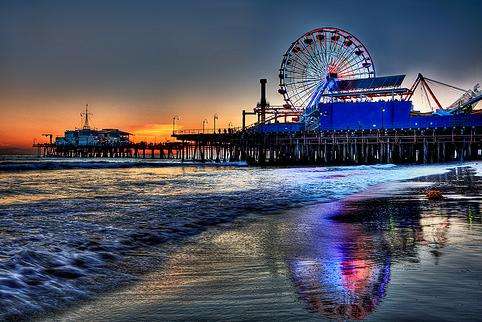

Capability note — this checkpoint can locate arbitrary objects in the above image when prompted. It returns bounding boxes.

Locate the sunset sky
[1,0,481,151]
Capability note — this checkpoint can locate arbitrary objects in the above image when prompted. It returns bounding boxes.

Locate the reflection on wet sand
[286,168,480,320]
[287,222,391,320]
[52,170,481,321]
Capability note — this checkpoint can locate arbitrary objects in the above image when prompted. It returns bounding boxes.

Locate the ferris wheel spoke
[290,82,320,103]
[302,51,323,79]
[337,57,367,76]
[291,46,315,69]
[296,43,323,75]
[338,49,371,75]
[294,85,320,107]
[318,37,332,71]
[332,39,344,64]
[337,60,363,77]
[295,83,319,102]
[298,41,320,67]
[283,79,320,86]
[340,68,373,79]
[290,78,321,92]
[333,39,352,70]
[287,82,319,101]
[336,48,366,72]
[285,62,322,78]
[337,55,361,76]
[289,58,309,73]
[284,64,311,76]
[314,35,328,68]
[328,47,341,69]
[318,34,333,71]
[284,74,321,81]
[304,37,327,72]
[284,68,321,81]
[352,71,373,77]
[328,34,343,67]
[284,52,309,72]
[339,70,372,80]
[338,61,370,77]
[284,65,317,80]
[333,43,358,72]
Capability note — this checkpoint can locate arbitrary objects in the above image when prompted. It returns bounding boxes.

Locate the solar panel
[334,75,405,92]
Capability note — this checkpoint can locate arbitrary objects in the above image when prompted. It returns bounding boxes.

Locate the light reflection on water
[55,168,482,321]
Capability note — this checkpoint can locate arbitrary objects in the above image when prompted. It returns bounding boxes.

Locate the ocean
[0,157,480,319]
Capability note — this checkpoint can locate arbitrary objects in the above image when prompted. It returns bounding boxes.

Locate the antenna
[81,104,92,130]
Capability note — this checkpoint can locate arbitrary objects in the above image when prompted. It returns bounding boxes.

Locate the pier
[34,126,482,165]
[34,141,185,160]
[172,127,482,165]
[33,27,482,166]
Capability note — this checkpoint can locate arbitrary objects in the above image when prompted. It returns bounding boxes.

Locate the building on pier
[54,105,132,147]
[55,128,131,146]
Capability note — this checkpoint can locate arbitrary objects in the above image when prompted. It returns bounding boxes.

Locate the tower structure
[81,104,92,130]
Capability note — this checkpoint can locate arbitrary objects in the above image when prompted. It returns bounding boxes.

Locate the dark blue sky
[0,0,481,146]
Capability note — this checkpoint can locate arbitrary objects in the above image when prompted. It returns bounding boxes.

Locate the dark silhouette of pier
[172,127,482,165]
[34,141,185,159]
[33,126,482,165]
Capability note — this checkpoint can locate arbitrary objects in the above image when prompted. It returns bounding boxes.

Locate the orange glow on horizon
[129,123,179,143]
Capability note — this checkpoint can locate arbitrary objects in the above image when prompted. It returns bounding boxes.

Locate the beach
[32,164,482,321]
[0,159,480,320]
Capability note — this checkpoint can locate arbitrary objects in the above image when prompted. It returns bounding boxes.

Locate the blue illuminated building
[253,73,482,134]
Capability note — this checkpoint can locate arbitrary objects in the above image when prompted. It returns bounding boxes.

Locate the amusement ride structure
[278,27,376,109]
[246,27,482,133]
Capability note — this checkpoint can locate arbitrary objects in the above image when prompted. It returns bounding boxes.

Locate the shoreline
[0,154,478,173]
[43,166,481,321]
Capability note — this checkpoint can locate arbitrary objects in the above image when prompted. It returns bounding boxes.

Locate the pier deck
[173,126,482,165]
[34,126,481,166]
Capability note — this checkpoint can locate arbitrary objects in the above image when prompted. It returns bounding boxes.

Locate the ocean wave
[1,246,104,319]
[0,219,239,320]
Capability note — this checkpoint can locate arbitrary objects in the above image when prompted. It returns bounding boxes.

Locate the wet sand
[49,167,482,321]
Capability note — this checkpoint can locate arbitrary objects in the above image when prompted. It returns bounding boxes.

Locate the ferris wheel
[278,27,376,109]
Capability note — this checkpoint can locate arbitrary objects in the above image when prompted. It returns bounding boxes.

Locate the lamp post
[172,115,179,135]
[213,113,218,133]
[202,119,208,134]
[381,108,385,129]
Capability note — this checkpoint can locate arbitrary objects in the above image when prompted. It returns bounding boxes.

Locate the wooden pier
[34,126,481,166]
[33,141,185,159]
[172,126,482,165]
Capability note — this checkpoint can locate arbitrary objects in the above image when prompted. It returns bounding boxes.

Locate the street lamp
[213,113,218,133]
[228,122,232,129]
[172,115,180,134]
[202,119,208,134]
[381,108,386,129]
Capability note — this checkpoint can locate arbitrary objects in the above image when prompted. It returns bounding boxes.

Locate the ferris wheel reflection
[286,222,391,320]
[286,204,391,320]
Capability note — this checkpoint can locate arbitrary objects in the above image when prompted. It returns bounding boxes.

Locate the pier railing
[173,127,241,135]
